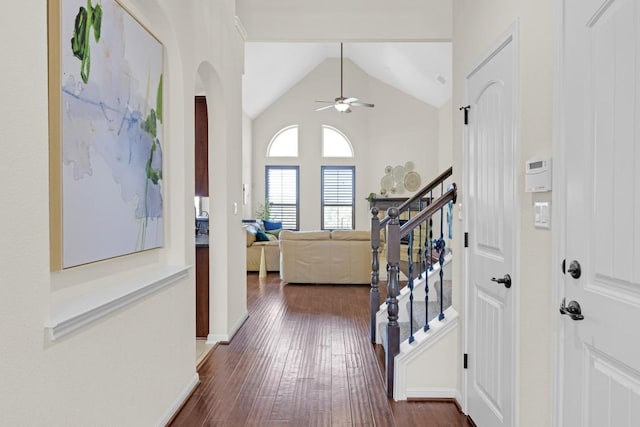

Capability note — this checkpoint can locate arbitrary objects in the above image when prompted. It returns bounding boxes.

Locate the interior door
[560,0,640,425]
[465,27,517,427]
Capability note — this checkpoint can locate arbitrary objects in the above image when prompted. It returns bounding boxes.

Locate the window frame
[321,125,354,158]
[265,165,300,230]
[320,165,356,230]
[266,125,299,157]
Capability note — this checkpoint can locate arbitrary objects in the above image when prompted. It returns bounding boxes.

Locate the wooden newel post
[370,206,381,344]
[385,207,401,398]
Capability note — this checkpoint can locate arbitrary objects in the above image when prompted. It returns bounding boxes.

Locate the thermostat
[525,158,551,192]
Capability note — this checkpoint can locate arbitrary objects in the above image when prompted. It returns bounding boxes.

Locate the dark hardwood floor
[170,273,469,427]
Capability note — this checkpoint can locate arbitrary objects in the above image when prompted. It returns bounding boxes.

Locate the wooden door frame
[461,21,521,426]
[551,1,568,425]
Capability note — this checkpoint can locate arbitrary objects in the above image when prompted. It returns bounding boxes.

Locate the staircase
[369,167,458,400]
[376,252,452,348]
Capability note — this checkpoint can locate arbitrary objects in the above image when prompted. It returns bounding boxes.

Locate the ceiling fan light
[335,103,350,112]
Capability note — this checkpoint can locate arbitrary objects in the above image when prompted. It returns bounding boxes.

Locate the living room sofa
[279,229,376,284]
[244,223,280,272]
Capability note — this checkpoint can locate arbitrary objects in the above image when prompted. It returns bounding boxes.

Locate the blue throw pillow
[255,228,270,242]
[263,219,282,231]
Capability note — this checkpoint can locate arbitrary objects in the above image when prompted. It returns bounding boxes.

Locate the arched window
[267,125,298,157]
[322,126,354,157]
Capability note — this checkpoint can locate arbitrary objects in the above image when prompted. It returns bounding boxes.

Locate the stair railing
[369,166,453,344]
[370,167,456,398]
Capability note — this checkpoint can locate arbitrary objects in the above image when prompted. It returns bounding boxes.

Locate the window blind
[266,166,299,230]
[321,166,355,230]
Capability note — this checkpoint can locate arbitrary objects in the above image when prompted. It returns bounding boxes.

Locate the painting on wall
[48,0,164,270]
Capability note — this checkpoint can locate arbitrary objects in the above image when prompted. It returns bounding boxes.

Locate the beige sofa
[279,230,374,284]
[244,224,280,272]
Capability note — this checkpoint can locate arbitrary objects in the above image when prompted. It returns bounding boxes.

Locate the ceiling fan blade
[343,97,358,104]
[315,100,335,103]
[350,101,375,108]
[315,105,334,111]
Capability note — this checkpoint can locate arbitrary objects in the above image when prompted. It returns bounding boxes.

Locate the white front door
[464,26,518,427]
[559,0,640,425]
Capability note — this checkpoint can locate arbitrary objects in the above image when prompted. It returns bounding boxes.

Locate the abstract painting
[49,0,164,269]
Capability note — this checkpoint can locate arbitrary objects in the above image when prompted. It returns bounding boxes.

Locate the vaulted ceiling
[242,42,452,119]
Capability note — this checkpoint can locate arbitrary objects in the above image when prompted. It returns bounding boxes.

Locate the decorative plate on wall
[404,171,421,192]
[392,165,406,183]
[381,174,395,191]
[377,162,423,196]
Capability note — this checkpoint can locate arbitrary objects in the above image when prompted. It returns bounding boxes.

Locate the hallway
[171,273,468,426]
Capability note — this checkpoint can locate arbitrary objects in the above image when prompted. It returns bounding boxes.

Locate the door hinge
[464,232,469,248]
[459,105,471,125]
[464,353,468,369]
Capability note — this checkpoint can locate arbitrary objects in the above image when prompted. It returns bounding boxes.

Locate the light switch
[534,202,550,229]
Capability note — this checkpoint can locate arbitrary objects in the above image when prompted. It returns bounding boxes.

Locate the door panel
[465,28,517,427]
[475,83,506,259]
[561,0,640,425]
[585,346,640,427]
[475,288,504,416]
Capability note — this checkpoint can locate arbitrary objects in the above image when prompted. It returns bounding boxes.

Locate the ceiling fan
[315,43,375,113]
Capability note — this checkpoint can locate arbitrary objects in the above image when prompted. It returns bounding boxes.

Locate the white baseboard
[206,310,249,344]
[156,372,199,426]
[455,390,464,411]
[405,388,459,399]
[405,389,465,415]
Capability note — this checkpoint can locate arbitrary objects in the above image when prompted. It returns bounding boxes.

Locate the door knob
[559,297,584,320]
[567,260,581,279]
[491,274,512,289]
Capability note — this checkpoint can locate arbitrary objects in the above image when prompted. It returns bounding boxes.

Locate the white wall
[0,0,246,424]
[452,0,554,425]
[242,113,254,218]
[438,99,453,171]
[236,0,452,41]
[251,59,441,230]
[402,324,459,398]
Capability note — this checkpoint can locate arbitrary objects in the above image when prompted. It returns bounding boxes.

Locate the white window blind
[322,166,355,230]
[266,166,299,229]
